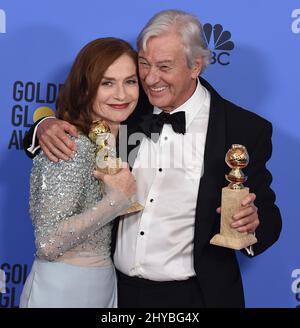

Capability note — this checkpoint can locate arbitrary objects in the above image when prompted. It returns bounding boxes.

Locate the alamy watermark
[0,9,6,34]
[291,269,300,294]
[117,125,205,179]
[291,9,300,33]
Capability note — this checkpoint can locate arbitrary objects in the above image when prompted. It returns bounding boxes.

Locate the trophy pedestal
[210,187,257,250]
[125,202,144,214]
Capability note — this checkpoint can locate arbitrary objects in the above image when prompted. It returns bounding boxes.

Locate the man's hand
[37,118,78,162]
[216,193,260,233]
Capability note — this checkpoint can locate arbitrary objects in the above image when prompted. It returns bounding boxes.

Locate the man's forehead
[138,52,176,63]
[138,43,184,61]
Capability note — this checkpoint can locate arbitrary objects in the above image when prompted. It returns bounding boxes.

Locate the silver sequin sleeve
[29,134,130,261]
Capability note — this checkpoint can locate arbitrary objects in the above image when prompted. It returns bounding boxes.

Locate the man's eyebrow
[138,56,148,61]
[138,57,173,64]
[157,60,173,64]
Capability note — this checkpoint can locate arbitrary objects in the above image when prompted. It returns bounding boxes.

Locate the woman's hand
[94,164,137,199]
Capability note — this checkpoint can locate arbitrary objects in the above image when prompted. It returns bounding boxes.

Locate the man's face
[138,32,202,112]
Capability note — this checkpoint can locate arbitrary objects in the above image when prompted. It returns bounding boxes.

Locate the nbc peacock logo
[203,23,234,66]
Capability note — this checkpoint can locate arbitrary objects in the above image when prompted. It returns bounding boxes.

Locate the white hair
[137,9,211,73]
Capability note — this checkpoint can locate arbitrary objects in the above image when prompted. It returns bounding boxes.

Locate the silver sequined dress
[20,134,130,308]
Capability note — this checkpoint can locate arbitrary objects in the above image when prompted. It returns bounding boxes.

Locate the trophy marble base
[210,187,257,250]
[125,202,144,214]
[209,233,257,250]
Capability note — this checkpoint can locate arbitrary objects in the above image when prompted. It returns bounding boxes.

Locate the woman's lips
[109,103,130,110]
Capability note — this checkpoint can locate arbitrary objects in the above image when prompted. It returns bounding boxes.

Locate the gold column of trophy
[210,144,257,250]
[89,120,144,214]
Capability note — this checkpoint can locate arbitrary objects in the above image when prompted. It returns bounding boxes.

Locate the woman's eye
[101,81,112,86]
[127,79,137,85]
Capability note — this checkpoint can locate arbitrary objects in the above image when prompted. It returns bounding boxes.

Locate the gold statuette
[89,120,144,214]
[210,144,257,249]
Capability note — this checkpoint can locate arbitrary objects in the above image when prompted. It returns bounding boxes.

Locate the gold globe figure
[225,144,249,190]
[89,120,143,215]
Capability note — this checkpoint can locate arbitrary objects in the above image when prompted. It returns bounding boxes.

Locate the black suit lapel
[194,78,227,255]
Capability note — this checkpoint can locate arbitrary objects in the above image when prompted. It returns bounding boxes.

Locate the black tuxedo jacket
[24,78,282,307]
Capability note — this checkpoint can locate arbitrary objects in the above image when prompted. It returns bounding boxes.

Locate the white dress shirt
[114,80,211,281]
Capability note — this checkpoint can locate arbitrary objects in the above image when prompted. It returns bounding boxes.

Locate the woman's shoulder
[74,133,95,153]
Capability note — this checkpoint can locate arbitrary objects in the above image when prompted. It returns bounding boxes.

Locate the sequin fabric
[30,134,129,262]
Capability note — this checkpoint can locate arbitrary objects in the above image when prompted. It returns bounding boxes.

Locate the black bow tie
[140,111,186,142]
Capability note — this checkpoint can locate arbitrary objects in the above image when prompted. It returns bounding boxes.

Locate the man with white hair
[24,10,281,307]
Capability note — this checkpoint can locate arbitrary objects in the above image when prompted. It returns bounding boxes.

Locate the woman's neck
[108,123,119,138]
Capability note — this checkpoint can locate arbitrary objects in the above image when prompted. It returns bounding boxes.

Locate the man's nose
[144,67,160,85]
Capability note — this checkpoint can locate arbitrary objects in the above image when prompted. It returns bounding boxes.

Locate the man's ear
[191,58,203,79]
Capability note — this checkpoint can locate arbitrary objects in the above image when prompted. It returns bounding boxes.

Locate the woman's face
[92,54,139,125]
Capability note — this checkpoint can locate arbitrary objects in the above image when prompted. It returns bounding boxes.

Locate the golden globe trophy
[210,144,257,250]
[89,120,144,214]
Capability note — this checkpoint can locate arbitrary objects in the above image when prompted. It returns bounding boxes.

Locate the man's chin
[147,97,169,109]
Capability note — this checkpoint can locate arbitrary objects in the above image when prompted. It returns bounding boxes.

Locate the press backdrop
[0,0,299,307]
